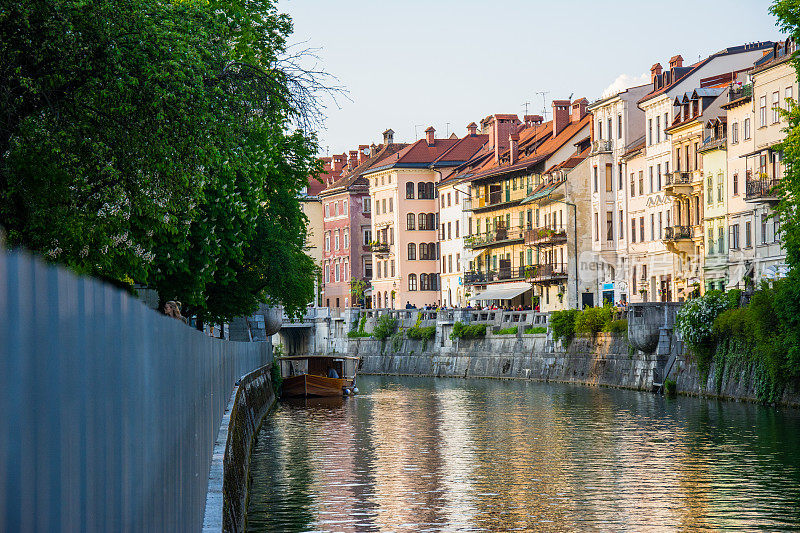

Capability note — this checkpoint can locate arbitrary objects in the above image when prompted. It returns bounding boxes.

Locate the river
[246,376,800,532]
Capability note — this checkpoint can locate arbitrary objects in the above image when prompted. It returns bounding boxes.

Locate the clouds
[601,73,650,99]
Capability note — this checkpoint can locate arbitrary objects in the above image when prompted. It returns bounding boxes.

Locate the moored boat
[277,355,360,398]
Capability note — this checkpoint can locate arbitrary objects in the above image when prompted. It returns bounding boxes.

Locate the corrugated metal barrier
[0,249,271,531]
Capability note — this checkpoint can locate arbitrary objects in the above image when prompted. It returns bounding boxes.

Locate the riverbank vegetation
[495,326,518,335]
[1,0,339,322]
[450,322,487,340]
[550,305,627,345]
[525,326,548,334]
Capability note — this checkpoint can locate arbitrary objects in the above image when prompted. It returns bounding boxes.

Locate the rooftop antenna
[522,101,531,115]
[446,122,451,137]
[325,145,330,156]
[414,124,424,140]
[568,92,574,101]
[536,91,550,120]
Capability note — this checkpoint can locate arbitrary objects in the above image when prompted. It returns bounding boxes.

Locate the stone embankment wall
[220,366,276,533]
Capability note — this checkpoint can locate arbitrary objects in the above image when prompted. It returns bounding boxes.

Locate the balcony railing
[370,242,390,254]
[729,83,752,102]
[524,226,567,246]
[464,266,527,284]
[745,176,781,202]
[664,172,691,187]
[591,139,612,154]
[526,263,569,284]
[464,227,525,249]
[700,136,727,152]
[664,225,692,240]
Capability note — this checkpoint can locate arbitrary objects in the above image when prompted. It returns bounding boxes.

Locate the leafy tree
[0,0,330,321]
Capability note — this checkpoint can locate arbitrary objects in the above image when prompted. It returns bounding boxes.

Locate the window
[363,197,371,213]
[418,213,426,230]
[608,117,613,142]
[761,214,768,244]
[638,171,644,196]
[631,218,637,242]
[420,273,429,291]
[406,182,414,199]
[639,216,645,242]
[455,221,459,238]
[649,167,653,193]
[391,260,395,277]
[364,260,372,279]
[694,142,699,170]
[334,260,340,282]
[664,113,668,138]
[707,228,714,254]
[717,226,724,253]
[343,231,349,249]
[593,166,598,193]
[744,117,751,139]
[408,274,417,291]
[656,164,661,191]
[745,221,752,248]
[334,202,339,216]
[343,200,348,215]
[773,91,780,123]
[447,192,452,206]
[786,87,794,110]
[455,190,460,204]
[732,122,739,144]
[760,95,767,127]
[408,243,416,260]
[426,183,434,199]
[389,227,394,245]
[617,114,623,139]
[655,116,661,143]
[733,173,738,196]
[418,182,425,199]
[774,218,781,243]
[407,213,415,230]
[594,212,599,241]
[381,198,386,214]
[324,263,330,283]
[388,197,393,213]
[448,255,452,273]
[606,211,613,241]
[730,223,740,249]
[658,211,662,240]
[606,164,613,192]
[717,174,723,203]
[440,195,444,208]
[619,210,624,241]
[362,227,371,246]
[456,253,460,271]
[598,120,603,139]
[648,118,652,145]
[447,222,452,240]
[630,173,636,197]
[325,232,330,251]
[618,163,624,190]
[650,213,655,241]
[707,177,713,205]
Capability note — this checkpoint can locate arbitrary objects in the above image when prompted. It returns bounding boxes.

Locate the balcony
[699,136,727,153]
[664,171,692,197]
[728,83,752,103]
[464,226,525,249]
[664,225,692,240]
[745,176,781,203]
[369,242,390,256]
[591,139,612,154]
[664,225,694,255]
[465,190,515,212]
[526,263,569,284]
[524,226,567,247]
[464,266,527,285]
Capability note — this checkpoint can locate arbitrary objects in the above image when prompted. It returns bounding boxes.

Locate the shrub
[407,325,436,341]
[347,330,372,338]
[525,326,547,334]
[495,326,518,335]
[725,288,744,309]
[604,318,628,336]
[574,305,613,336]
[664,378,677,397]
[373,314,398,341]
[677,290,731,375]
[450,322,487,340]
[550,309,578,345]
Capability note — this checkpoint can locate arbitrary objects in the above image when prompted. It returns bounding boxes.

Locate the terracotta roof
[363,137,465,173]
[432,134,488,166]
[320,143,408,197]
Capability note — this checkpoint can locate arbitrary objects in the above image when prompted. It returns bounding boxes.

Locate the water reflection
[246,376,800,532]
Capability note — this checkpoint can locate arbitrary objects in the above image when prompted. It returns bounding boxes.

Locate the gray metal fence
[0,249,271,531]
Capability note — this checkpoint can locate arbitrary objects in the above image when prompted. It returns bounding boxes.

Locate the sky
[276,0,784,156]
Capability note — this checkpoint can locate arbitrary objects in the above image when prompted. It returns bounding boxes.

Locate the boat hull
[281,374,353,398]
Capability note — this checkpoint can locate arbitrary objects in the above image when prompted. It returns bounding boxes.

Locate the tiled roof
[364,135,476,174]
[320,143,408,196]
[432,134,488,166]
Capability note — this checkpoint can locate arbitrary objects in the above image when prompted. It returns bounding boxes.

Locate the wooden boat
[277,355,360,398]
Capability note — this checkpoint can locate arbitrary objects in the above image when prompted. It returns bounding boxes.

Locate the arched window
[431,274,439,291]
[384,291,389,309]
[407,213,415,230]
[408,274,417,291]
[427,213,436,229]
[377,292,382,308]
[420,273,429,291]
[406,182,415,199]
[418,212,426,230]
[408,243,416,260]
[420,243,428,260]
[426,182,434,199]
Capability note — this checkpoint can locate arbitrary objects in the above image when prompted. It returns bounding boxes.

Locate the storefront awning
[467,282,533,301]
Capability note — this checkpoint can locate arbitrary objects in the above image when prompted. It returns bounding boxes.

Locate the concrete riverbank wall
[285,306,800,408]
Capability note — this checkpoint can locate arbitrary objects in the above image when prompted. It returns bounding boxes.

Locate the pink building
[319,137,407,309]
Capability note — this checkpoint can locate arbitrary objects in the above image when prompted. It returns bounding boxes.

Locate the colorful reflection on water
[246,376,800,532]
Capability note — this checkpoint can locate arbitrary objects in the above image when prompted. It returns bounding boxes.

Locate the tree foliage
[0,0,327,321]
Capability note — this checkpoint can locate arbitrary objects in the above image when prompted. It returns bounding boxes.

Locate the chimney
[348,150,358,169]
[466,122,478,136]
[332,153,346,173]
[571,98,588,123]
[525,115,543,127]
[509,132,519,165]
[651,62,663,84]
[370,143,378,157]
[322,157,332,172]
[669,55,683,69]
[425,126,436,146]
[383,128,394,145]
[487,114,521,164]
[552,100,571,137]
[358,144,369,165]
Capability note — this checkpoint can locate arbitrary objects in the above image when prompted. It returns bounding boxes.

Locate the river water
[246,376,800,532]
